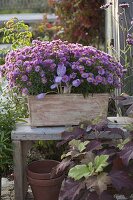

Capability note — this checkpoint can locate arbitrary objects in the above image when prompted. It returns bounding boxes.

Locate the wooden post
[118,0,133,95]
[106,0,133,95]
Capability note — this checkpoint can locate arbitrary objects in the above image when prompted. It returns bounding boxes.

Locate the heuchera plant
[2,40,124,96]
[55,121,133,200]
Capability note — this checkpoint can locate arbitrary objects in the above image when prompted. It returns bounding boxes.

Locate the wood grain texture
[28,94,109,127]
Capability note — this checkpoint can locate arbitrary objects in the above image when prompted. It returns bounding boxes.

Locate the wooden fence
[0,0,48,10]
[106,0,133,95]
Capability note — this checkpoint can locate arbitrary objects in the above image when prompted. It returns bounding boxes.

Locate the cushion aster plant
[2,40,124,97]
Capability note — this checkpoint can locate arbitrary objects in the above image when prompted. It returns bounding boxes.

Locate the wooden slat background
[0,0,48,10]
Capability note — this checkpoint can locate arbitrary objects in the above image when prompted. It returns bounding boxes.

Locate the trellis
[0,0,48,11]
[106,0,133,95]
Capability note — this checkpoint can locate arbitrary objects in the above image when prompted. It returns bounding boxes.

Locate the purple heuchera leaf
[109,170,133,191]
[119,141,133,165]
[86,140,102,151]
[57,64,66,76]
[59,178,85,200]
[36,93,46,99]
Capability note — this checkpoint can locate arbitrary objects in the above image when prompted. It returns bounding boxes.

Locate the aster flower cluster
[2,40,124,96]
[119,3,129,8]
[126,34,133,45]
[100,2,112,9]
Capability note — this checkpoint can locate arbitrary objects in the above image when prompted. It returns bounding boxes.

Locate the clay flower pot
[27,160,64,200]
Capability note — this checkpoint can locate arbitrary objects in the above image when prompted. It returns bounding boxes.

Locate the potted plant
[2,39,124,126]
[55,120,133,200]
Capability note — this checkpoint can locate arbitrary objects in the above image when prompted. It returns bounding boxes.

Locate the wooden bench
[11,117,133,200]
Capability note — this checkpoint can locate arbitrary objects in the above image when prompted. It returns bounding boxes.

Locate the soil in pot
[27,160,64,200]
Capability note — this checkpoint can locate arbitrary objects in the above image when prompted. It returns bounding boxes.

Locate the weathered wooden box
[28,94,109,127]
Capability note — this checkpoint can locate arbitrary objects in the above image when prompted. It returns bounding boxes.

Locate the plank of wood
[13,141,25,200]
[11,117,133,140]
[28,94,109,127]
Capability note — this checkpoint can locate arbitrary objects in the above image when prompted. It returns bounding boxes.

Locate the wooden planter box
[28,94,109,127]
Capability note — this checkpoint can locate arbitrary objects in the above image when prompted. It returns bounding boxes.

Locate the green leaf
[68,163,94,180]
[69,139,89,152]
[117,138,131,150]
[61,151,72,159]
[94,155,109,173]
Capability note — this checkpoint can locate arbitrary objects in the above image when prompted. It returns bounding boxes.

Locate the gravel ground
[1,178,34,200]
[2,178,133,200]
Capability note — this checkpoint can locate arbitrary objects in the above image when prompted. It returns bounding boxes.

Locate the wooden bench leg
[13,141,33,200]
[22,141,33,198]
[13,141,24,200]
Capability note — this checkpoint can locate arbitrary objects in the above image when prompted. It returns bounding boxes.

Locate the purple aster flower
[26,66,32,73]
[98,68,105,75]
[81,73,89,78]
[16,60,22,66]
[87,77,94,83]
[77,65,85,72]
[57,64,66,76]
[50,63,56,70]
[55,76,62,83]
[14,68,20,75]
[40,71,45,77]
[88,73,94,78]
[100,2,112,9]
[36,93,46,99]
[51,83,58,89]
[23,61,30,67]
[93,79,98,86]
[107,76,113,84]
[126,34,133,45]
[119,3,129,8]
[43,59,53,65]
[62,75,69,83]
[35,65,40,72]
[95,75,103,83]
[41,77,47,84]
[71,63,77,69]
[72,79,81,87]
[86,60,93,66]
[22,88,29,95]
[21,75,28,82]
[70,72,77,79]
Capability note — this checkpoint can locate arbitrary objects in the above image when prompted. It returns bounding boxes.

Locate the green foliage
[69,164,94,180]
[68,155,109,180]
[69,139,89,153]
[0,82,28,175]
[94,155,109,173]
[0,18,32,49]
[56,121,133,199]
[0,131,12,174]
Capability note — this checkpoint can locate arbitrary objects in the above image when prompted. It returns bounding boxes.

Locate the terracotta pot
[27,160,64,200]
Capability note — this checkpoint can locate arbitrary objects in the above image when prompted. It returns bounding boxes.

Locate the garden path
[1,178,33,200]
